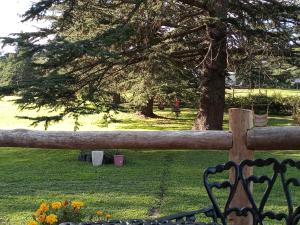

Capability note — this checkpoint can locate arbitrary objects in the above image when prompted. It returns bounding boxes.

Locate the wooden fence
[1,108,300,225]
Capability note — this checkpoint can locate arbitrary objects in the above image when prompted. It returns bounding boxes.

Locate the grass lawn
[0,96,295,131]
[0,96,298,224]
[2,149,300,225]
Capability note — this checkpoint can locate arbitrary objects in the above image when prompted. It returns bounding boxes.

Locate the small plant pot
[92,151,104,166]
[114,155,125,167]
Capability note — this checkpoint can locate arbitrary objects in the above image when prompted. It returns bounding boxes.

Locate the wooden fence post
[229,108,254,225]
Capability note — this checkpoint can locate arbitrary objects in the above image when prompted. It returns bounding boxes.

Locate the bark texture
[0,129,233,150]
[112,93,121,105]
[194,0,228,130]
[139,97,155,117]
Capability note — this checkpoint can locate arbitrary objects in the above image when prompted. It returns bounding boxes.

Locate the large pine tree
[1,0,299,129]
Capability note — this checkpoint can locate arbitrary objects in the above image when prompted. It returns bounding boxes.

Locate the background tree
[121,58,198,117]
[1,0,299,130]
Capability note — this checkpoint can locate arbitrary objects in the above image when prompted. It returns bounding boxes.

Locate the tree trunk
[112,93,121,105]
[139,97,155,117]
[193,1,228,130]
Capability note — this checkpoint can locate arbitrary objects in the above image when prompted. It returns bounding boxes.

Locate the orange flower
[39,203,49,213]
[37,214,46,223]
[51,201,62,209]
[96,210,103,216]
[106,214,112,220]
[28,221,38,225]
[71,201,84,210]
[45,214,58,225]
[35,209,43,216]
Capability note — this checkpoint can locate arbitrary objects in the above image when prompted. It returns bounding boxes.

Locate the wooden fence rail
[247,126,300,150]
[1,121,300,151]
[0,129,232,150]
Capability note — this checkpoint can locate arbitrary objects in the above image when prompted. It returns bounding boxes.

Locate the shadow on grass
[114,118,195,130]
[93,108,198,130]
[0,149,221,223]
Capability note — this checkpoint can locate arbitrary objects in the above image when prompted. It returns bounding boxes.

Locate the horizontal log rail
[1,126,300,151]
[0,129,233,150]
[247,126,300,150]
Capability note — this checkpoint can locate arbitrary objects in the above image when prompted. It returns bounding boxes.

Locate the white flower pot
[92,151,104,166]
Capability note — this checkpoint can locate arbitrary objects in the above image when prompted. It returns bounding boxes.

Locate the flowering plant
[27,201,112,225]
[95,210,112,222]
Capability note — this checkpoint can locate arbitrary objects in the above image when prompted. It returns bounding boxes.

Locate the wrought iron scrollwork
[203,158,300,225]
[59,220,218,225]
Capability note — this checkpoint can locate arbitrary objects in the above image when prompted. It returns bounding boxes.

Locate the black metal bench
[60,158,300,225]
[60,220,217,225]
[161,158,300,225]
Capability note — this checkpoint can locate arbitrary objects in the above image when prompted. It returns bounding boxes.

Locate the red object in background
[175,98,180,108]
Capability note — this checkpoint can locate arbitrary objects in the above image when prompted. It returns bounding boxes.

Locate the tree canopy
[1,0,299,129]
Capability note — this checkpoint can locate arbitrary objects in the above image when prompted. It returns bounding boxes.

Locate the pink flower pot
[114,155,125,167]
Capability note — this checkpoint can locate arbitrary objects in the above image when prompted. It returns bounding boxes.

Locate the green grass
[2,149,300,225]
[0,96,199,131]
[0,96,298,224]
[0,96,295,131]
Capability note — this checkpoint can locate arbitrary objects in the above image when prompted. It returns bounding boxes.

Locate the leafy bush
[225,93,300,115]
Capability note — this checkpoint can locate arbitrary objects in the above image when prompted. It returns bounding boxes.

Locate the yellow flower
[106,214,112,220]
[45,214,58,225]
[96,210,103,216]
[51,201,62,209]
[35,209,43,216]
[39,202,49,212]
[28,221,38,225]
[37,214,46,223]
[71,201,84,210]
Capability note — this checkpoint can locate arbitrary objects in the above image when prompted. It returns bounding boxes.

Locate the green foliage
[123,64,199,111]
[225,93,300,115]
[0,53,35,90]
[0,54,15,86]
[0,0,298,127]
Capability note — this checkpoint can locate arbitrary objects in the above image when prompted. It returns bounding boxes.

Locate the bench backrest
[203,158,300,225]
